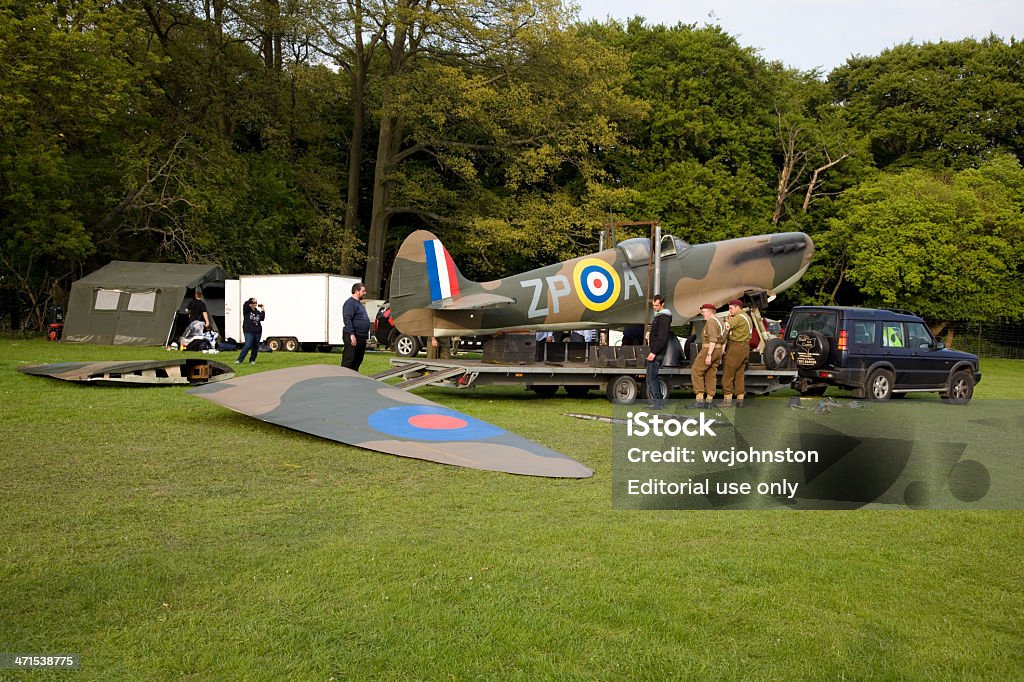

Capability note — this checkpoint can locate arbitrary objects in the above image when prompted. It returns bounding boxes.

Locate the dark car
[373,302,485,357]
[785,306,981,403]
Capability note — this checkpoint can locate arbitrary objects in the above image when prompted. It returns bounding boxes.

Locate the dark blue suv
[785,307,981,403]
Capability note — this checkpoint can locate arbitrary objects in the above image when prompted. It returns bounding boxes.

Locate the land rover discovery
[785,306,981,403]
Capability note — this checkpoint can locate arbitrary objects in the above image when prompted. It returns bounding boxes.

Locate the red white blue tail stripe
[424,239,460,302]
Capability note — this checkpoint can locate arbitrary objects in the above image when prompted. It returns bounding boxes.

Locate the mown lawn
[2,339,1022,679]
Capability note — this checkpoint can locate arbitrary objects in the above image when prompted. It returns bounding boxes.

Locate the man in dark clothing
[645,294,672,409]
[236,298,265,364]
[185,290,210,329]
[342,282,371,371]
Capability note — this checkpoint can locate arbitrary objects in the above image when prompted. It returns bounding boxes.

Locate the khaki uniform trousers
[721,342,749,397]
[427,338,452,359]
[691,345,724,398]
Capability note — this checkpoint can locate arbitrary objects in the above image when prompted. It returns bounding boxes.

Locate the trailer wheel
[394,333,421,357]
[606,375,639,405]
[266,337,282,352]
[528,384,559,397]
[642,379,669,402]
[284,337,299,352]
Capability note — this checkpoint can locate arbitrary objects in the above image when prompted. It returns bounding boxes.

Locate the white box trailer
[225,274,362,351]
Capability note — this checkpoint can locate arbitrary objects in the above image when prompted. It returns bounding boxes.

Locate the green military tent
[63,261,227,346]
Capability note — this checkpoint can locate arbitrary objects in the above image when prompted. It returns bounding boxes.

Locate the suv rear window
[785,310,839,341]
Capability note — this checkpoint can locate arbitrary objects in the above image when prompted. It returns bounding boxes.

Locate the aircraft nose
[799,233,814,270]
[770,232,814,292]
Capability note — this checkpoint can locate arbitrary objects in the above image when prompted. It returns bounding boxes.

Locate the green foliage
[4,0,1024,330]
[0,0,153,320]
[581,19,782,241]
[831,37,1024,170]
[378,21,641,218]
[455,191,595,277]
[811,155,1024,322]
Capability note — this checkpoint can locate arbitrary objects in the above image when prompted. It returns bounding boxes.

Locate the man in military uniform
[690,303,724,408]
[718,299,752,408]
[427,336,452,359]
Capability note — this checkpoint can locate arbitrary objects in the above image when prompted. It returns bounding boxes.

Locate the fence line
[946,321,1024,360]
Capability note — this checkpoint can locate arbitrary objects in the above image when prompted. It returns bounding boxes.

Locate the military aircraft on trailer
[389,229,814,338]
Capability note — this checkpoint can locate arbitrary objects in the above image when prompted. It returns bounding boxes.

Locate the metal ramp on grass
[371,363,428,381]
[374,360,471,391]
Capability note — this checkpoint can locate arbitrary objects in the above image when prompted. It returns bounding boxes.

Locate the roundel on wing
[572,258,621,311]
[367,405,504,441]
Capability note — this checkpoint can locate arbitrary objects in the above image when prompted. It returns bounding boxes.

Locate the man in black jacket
[342,282,371,371]
[645,294,672,409]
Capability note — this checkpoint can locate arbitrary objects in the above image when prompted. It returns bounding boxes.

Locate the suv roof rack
[879,308,918,316]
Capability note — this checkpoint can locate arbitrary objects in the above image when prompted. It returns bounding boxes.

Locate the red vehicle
[374,302,423,356]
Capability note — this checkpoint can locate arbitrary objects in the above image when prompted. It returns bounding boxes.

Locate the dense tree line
[2,2,1022,331]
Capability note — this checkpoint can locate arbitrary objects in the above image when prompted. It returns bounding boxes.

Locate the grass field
[2,338,1022,679]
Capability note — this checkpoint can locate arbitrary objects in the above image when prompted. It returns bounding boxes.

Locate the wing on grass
[188,365,593,478]
[17,359,234,385]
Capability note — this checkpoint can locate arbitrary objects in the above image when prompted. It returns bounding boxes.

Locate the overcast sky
[573,0,1023,73]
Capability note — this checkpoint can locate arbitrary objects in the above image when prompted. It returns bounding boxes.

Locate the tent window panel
[94,289,122,311]
[127,291,157,312]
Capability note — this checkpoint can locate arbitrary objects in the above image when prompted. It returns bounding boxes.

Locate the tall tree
[118,0,347,273]
[769,67,865,225]
[339,0,637,296]
[809,155,1024,332]
[830,36,1024,170]
[0,0,151,327]
[308,0,383,274]
[582,19,781,243]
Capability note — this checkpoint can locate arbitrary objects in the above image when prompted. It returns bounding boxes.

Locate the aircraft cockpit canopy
[616,235,691,267]
[659,235,690,258]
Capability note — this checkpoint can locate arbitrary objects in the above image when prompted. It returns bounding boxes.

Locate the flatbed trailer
[377,355,797,404]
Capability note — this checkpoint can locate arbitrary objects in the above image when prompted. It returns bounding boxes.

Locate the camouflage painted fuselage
[390,230,813,337]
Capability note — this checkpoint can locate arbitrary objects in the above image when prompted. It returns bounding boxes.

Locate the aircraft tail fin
[390,231,477,335]
[422,234,466,303]
[390,230,472,307]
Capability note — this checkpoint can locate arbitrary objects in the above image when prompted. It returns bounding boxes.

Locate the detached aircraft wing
[18,359,234,386]
[188,365,593,478]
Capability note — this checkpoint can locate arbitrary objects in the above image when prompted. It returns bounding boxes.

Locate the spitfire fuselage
[390,231,813,337]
